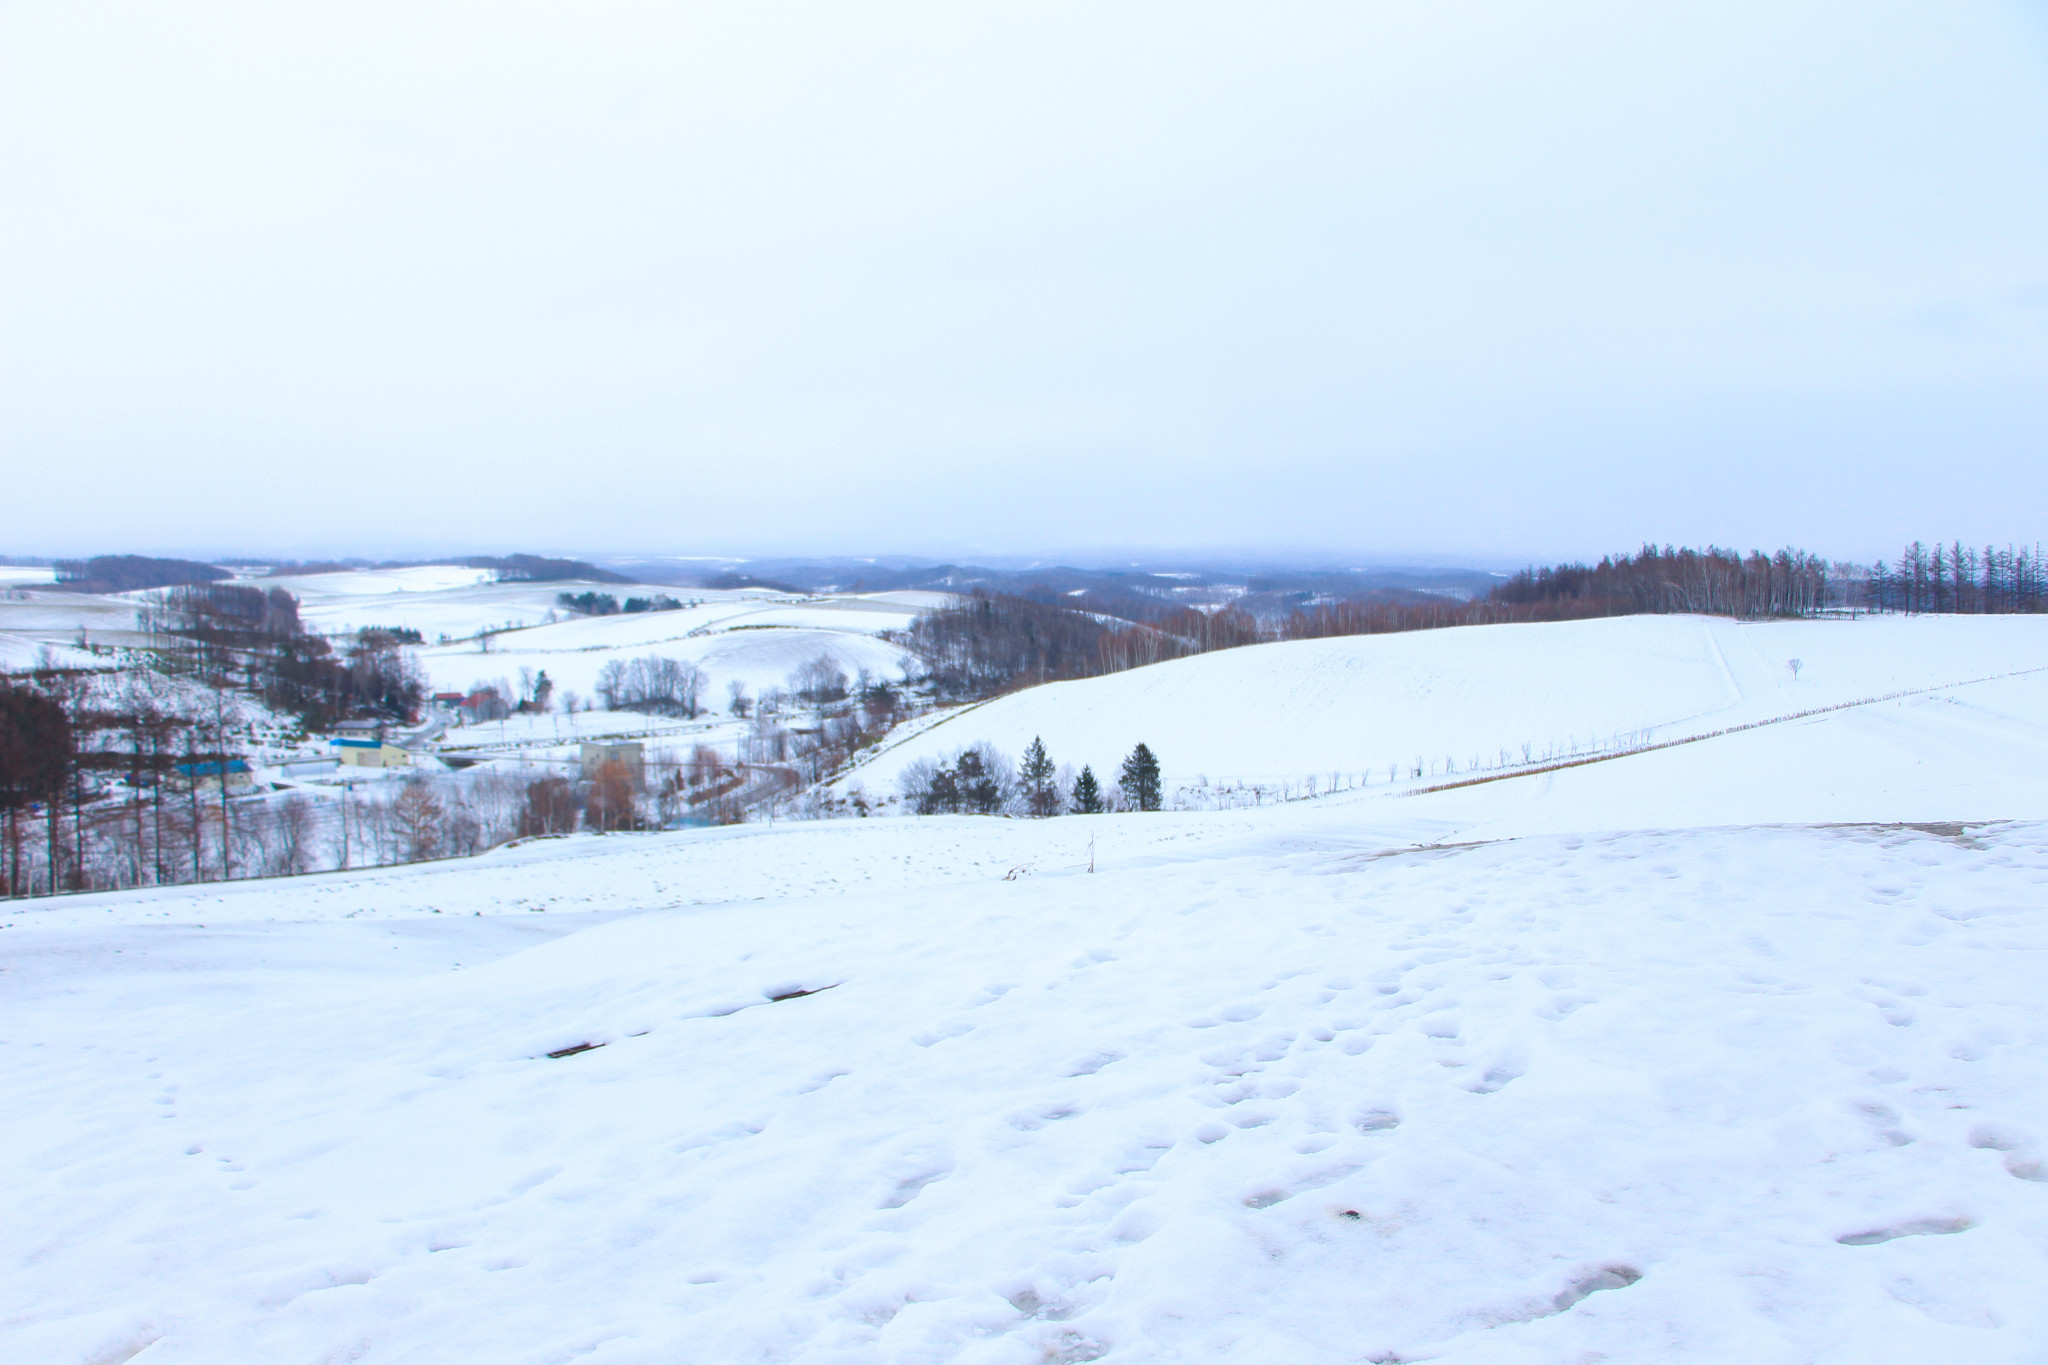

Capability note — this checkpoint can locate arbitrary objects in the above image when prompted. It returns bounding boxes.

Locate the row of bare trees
[1,772,490,898]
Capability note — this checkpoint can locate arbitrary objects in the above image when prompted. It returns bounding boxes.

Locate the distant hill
[703,573,806,594]
[607,557,1501,624]
[53,555,229,593]
[461,554,631,584]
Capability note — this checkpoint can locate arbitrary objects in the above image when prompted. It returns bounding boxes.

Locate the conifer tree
[1020,736,1058,817]
[1071,765,1102,815]
[1119,743,1161,812]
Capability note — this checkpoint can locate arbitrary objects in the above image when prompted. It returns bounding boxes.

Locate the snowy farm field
[6,617,2048,1362]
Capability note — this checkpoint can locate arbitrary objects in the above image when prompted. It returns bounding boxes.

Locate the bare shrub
[518,776,578,837]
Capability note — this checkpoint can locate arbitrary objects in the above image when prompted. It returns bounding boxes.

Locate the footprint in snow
[1242,1163,1364,1209]
[879,1168,949,1209]
[1838,1217,1974,1246]
[1969,1125,2048,1182]
[1062,1051,1125,1077]
[910,1020,974,1047]
[1009,1104,1083,1131]
[1352,1108,1401,1133]
[1464,1056,1526,1094]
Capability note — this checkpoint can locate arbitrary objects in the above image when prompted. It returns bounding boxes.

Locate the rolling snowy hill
[836,613,2048,800]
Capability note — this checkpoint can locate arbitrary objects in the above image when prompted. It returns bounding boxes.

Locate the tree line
[897,539,2047,700]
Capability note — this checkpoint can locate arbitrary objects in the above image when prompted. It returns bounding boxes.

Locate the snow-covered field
[0,632,96,671]
[6,618,2048,1363]
[0,564,59,587]
[420,616,917,707]
[0,586,146,646]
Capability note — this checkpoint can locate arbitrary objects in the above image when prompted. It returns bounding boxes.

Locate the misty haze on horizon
[4,2,2046,563]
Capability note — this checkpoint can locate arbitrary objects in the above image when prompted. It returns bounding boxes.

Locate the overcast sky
[4,1,2046,567]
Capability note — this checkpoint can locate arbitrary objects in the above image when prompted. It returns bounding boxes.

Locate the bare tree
[518,776,578,837]
[584,762,642,832]
[392,781,445,862]
[273,795,315,874]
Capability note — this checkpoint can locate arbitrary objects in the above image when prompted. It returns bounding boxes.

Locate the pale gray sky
[4,2,2046,565]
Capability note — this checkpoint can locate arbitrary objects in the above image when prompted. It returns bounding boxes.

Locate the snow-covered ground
[0,564,59,587]
[6,619,2048,1363]
[422,619,917,706]
[0,632,97,671]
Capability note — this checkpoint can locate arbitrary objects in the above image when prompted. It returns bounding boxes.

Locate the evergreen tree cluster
[898,736,1160,816]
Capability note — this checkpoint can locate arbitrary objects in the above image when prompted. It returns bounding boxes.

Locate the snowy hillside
[838,614,2048,797]
[6,621,2048,1362]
